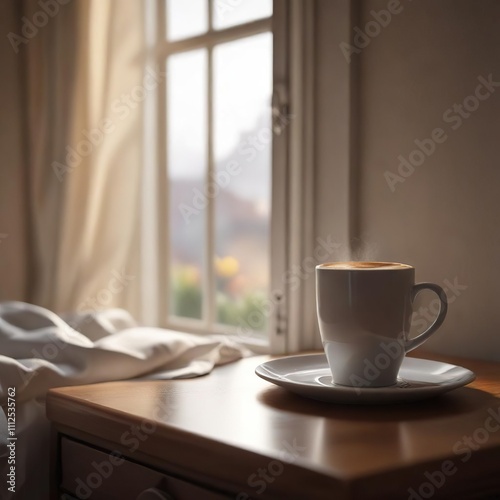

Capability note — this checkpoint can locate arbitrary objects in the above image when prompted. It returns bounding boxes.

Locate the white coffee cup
[316,261,448,388]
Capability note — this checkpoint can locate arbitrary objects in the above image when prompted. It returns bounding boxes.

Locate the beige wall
[316,0,500,360]
[0,1,28,301]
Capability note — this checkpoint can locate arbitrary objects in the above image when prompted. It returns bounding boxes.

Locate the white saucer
[255,354,475,404]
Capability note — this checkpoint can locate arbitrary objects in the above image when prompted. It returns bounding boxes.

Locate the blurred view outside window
[165,0,273,337]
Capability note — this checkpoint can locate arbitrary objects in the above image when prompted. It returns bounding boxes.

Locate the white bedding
[0,301,248,499]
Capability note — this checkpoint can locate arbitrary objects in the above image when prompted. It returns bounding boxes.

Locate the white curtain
[21,0,146,318]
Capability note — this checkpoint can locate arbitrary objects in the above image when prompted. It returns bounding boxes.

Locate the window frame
[147,0,287,351]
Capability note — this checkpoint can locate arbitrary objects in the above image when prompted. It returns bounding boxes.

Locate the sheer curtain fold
[23,0,146,318]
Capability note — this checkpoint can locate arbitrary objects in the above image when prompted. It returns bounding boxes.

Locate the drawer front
[60,437,229,500]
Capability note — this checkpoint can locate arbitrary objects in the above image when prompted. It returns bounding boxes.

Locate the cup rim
[316,261,414,270]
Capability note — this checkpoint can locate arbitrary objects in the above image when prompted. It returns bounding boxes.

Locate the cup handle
[405,282,448,353]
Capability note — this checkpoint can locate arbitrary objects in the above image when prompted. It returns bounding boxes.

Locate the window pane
[213,33,273,333]
[166,0,208,41]
[213,0,272,30]
[167,50,207,320]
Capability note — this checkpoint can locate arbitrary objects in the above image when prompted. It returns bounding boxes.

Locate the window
[152,0,290,348]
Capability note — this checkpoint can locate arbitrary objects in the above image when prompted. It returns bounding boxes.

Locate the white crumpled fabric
[0,301,248,499]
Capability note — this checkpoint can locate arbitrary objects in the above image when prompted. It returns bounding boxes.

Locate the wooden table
[46,353,500,499]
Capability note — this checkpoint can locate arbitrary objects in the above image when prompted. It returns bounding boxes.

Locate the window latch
[271,85,289,136]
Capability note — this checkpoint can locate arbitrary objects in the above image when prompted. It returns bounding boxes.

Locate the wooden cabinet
[58,437,227,499]
[47,353,500,499]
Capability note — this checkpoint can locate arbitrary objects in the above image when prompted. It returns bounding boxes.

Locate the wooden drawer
[59,437,229,500]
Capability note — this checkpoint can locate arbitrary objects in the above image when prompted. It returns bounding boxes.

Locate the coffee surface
[321,261,411,270]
